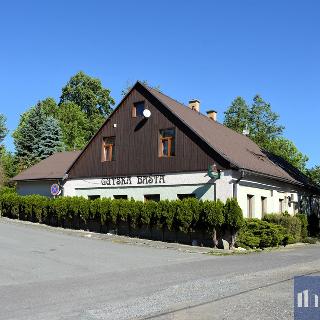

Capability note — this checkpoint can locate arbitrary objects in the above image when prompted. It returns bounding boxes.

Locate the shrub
[203,199,224,248]
[0,192,20,218]
[1,194,287,249]
[143,200,158,232]
[0,186,16,196]
[177,198,202,233]
[224,198,244,249]
[296,213,308,239]
[302,237,318,244]
[263,213,302,243]
[237,219,287,249]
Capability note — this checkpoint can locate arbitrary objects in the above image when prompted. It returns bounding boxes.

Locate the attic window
[132,101,145,117]
[159,128,175,157]
[101,137,115,162]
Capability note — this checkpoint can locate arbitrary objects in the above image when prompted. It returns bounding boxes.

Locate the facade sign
[101,175,166,186]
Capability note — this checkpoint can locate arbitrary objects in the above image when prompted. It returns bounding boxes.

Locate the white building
[13,81,319,219]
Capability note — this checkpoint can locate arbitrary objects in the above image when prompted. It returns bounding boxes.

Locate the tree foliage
[13,103,64,168]
[38,116,64,160]
[0,148,19,187]
[203,199,224,248]
[39,97,59,117]
[223,95,308,171]
[58,71,115,140]
[307,166,320,186]
[56,102,90,150]
[264,137,309,172]
[224,198,244,249]
[59,71,115,118]
[224,95,284,147]
[11,72,115,171]
[0,114,8,146]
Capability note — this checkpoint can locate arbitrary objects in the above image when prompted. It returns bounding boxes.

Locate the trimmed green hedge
[0,191,245,248]
[2,190,307,249]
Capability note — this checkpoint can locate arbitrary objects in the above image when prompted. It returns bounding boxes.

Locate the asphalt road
[0,219,320,320]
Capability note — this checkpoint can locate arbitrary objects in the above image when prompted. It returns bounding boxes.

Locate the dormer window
[101,136,115,162]
[132,101,145,117]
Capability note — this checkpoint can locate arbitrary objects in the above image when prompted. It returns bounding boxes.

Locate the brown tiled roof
[12,151,81,181]
[144,85,312,187]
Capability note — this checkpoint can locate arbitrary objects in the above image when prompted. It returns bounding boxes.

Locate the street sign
[50,183,60,196]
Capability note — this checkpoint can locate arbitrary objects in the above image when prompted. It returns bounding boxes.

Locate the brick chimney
[188,99,200,112]
[206,110,217,121]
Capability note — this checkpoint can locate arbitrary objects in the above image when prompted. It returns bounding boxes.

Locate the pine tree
[38,116,64,159]
[14,103,64,168]
[14,103,46,167]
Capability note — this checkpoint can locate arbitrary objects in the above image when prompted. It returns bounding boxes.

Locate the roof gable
[67,81,314,189]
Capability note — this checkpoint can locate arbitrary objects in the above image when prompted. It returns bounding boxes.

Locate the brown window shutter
[101,139,106,162]
[132,105,136,118]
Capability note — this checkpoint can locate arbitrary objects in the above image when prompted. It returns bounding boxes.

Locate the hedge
[263,212,308,243]
[0,191,245,248]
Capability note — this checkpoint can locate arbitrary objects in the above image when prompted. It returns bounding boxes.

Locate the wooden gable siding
[68,88,224,179]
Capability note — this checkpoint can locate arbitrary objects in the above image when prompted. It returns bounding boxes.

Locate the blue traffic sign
[50,184,60,196]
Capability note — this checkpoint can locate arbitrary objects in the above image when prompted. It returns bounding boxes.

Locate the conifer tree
[14,103,64,168]
[38,116,64,159]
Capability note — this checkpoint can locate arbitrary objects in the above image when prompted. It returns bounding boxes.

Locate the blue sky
[0,0,319,167]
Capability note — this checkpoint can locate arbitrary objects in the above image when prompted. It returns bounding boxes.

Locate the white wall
[63,171,234,201]
[236,177,301,218]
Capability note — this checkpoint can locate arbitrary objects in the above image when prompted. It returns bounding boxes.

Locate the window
[247,195,254,218]
[279,199,284,213]
[113,195,128,200]
[159,128,175,157]
[261,197,267,217]
[144,194,160,202]
[88,195,100,200]
[102,137,115,162]
[177,194,196,200]
[132,101,145,117]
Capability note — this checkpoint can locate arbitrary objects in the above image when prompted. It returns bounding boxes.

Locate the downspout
[233,170,245,199]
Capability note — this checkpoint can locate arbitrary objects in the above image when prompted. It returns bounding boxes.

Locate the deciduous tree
[223,95,308,171]
[56,102,90,150]
[0,148,19,187]
[265,137,309,172]
[308,166,320,186]
[59,71,115,118]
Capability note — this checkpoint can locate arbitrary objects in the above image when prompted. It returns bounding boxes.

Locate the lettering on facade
[101,175,165,186]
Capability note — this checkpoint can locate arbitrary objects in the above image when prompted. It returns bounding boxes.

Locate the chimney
[188,99,200,112]
[206,110,217,121]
